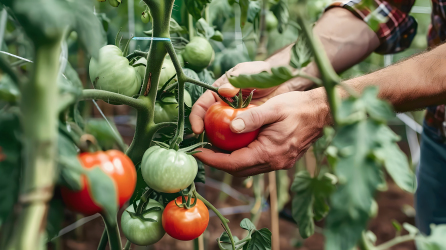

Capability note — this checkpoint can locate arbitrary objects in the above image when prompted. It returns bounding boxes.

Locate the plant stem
[294,72,323,86]
[97,230,108,250]
[126,50,148,61]
[7,38,62,250]
[123,240,132,250]
[375,234,416,250]
[195,192,236,250]
[296,10,341,126]
[188,14,194,41]
[82,89,146,110]
[102,216,122,250]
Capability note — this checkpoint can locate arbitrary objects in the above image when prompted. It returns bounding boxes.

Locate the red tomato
[162,196,209,241]
[61,150,137,215]
[204,101,260,151]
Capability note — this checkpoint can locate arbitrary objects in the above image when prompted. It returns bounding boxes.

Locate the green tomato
[141,146,198,193]
[121,200,165,246]
[141,11,151,24]
[89,45,142,97]
[182,37,214,72]
[158,57,177,90]
[266,12,278,31]
[154,92,192,124]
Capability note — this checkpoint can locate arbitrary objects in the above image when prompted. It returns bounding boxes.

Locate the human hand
[190,61,313,135]
[193,89,331,176]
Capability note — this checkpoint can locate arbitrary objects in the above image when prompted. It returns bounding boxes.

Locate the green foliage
[0,109,21,227]
[185,68,214,104]
[86,167,118,225]
[86,119,125,151]
[144,18,187,36]
[45,199,64,241]
[416,225,446,249]
[291,170,335,238]
[227,66,294,89]
[194,159,206,184]
[270,0,289,33]
[239,0,250,28]
[196,18,223,41]
[57,125,83,191]
[184,0,211,20]
[247,1,261,23]
[290,37,312,69]
[218,218,272,250]
[0,74,20,103]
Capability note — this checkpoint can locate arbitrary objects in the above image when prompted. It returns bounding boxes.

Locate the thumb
[230,103,281,133]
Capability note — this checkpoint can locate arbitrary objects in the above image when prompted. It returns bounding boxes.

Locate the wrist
[306,87,332,127]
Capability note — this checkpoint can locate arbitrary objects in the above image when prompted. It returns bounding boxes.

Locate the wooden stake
[269,171,280,250]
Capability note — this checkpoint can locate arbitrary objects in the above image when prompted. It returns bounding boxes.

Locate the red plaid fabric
[327,0,446,132]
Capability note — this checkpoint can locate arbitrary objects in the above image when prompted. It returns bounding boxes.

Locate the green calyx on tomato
[162,196,209,241]
[141,146,198,193]
[121,200,165,246]
[204,100,260,151]
[60,150,137,215]
[182,37,214,72]
[89,45,145,98]
[141,11,151,24]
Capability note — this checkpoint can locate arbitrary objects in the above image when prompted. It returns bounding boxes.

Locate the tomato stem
[195,192,236,250]
[97,230,108,250]
[82,89,147,110]
[102,215,122,250]
[126,50,148,61]
[123,240,132,250]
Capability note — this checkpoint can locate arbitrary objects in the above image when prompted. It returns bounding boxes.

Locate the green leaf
[361,86,395,122]
[211,30,224,42]
[373,125,416,193]
[325,120,384,250]
[184,0,211,20]
[95,12,110,32]
[59,61,83,98]
[416,224,446,250]
[245,228,272,250]
[0,74,20,103]
[85,118,126,151]
[0,109,21,226]
[218,232,241,250]
[240,218,256,231]
[57,125,82,191]
[194,159,206,184]
[291,170,335,238]
[270,0,289,33]
[196,18,216,40]
[144,18,187,36]
[403,222,419,236]
[85,167,118,225]
[227,66,294,89]
[290,37,312,69]
[247,1,261,23]
[46,199,64,240]
[185,68,214,104]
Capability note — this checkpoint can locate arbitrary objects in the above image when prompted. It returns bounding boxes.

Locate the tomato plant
[162,196,209,241]
[61,150,137,215]
[121,200,165,246]
[205,101,260,151]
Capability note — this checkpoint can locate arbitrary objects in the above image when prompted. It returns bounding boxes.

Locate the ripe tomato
[141,146,197,193]
[204,101,260,151]
[162,197,209,241]
[121,200,165,246]
[61,150,137,215]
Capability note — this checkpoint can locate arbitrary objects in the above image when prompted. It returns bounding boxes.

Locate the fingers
[230,101,283,133]
[189,90,220,134]
[218,82,240,97]
[193,146,267,176]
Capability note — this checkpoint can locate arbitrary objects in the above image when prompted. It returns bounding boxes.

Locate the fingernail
[231,119,245,133]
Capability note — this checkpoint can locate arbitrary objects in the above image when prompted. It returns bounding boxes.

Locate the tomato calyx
[125,206,162,223]
[175,184,199,209]
[219,88,255,109]
[128,188,163,223]
[153,140,209,155]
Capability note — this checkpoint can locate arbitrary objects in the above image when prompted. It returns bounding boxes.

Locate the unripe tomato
[266,12,278,31]
[154,92,192,124]
[141,11,151,24]
[121,200,165,246]
[141,146,197,193]
[162,197,209,241]
[182,37,214,72]
[89,45,144,97]
[61,150,137,215]
[204,102,260,151]
[158,57,177,90]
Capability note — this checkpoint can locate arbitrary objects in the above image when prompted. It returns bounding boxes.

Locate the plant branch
[97,230,108,250]
[82,89,146,110]
[375,234,416,250]
[123,240,132,250]
[126,50,148,61]
[293,71,323,86]
[102,216,122,250]
[195,192,236,250]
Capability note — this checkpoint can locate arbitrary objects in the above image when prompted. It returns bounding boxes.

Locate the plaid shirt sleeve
[326,0,418,54]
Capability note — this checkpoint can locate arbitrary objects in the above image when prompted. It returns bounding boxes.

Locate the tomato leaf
[0,74,20,103]
[218,232,240,250]
[245,228,272,250]
[227,66,294,89]
[85,167,118,225]
[184,0,211,20]
[86,119,126,151]
[240,218,256,231]
[271,0,289,33]
[144,18,187,36]
[194,159,206,184]
[0,109,21,227]
[239,0,250,28]
[361,86,395,122]
[291,170,335,238]
[45,198,64,241]
[247,1,261,23]
[290,37,312,69]
[196,18,216,40]
[185,68,214,104]
[416,224,446,249]
[57,126,82,191]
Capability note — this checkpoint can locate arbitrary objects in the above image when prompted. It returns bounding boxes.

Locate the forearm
[311,43,446,125]
[266,8,380,90]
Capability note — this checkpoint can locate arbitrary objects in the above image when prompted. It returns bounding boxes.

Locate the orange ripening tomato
[204,101,260,151]
[162,196,209,241]
[61,150,137,215]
